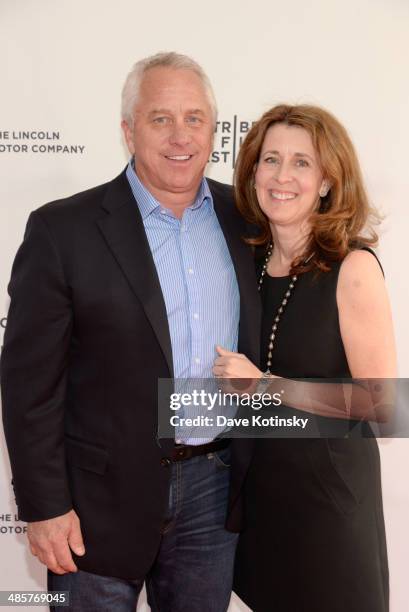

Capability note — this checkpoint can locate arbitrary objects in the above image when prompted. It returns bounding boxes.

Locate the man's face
[122,67,214,203]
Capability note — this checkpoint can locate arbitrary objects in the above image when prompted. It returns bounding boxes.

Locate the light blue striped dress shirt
[126,161,240,443]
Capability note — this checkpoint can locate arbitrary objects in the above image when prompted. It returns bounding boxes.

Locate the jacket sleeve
[1,210,73,521]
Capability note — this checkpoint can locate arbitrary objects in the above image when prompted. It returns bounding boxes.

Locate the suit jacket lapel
[96,171,260,380]
[97,171,174,377]
[210,180,261,367]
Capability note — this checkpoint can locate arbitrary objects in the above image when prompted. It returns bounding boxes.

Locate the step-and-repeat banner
[1,1,408,610]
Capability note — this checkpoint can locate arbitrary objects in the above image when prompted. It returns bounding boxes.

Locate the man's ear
[121,120,135,156]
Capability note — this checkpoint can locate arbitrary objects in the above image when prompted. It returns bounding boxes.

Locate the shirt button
[193,313,199,320]
[194,357,200,364]
[188,268,194,274]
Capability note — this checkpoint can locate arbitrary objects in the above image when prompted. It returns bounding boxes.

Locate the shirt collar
[125,159,213,220]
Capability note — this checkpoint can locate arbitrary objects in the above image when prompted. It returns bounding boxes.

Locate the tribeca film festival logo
[211,116,255,168]
[0,130,85,155]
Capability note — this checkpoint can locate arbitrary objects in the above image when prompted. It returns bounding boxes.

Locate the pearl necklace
[258,244,312,374]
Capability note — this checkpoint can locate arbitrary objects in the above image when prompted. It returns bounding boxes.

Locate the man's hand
[27,509,85,574]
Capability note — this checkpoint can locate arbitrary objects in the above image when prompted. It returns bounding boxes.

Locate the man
[1,52,260,611]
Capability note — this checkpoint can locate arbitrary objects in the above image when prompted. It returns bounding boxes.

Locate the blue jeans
[48,446,237,612]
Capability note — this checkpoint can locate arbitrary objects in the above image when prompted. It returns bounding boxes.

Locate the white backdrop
[1,0,408,610]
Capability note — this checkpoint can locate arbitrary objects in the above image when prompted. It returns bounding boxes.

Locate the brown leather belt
[169,438,230,463]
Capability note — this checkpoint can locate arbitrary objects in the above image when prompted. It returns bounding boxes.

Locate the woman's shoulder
[339,248,384,286]
[337,248,387,314]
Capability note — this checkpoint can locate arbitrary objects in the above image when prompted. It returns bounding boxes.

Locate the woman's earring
[319,181,331,198]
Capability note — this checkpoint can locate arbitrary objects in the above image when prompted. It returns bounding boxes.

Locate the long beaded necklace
[258,243,313,375]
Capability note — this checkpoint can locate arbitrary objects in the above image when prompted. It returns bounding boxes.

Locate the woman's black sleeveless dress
[233,258,389,612]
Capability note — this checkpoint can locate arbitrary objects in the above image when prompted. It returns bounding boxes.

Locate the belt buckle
[174,446,188,460]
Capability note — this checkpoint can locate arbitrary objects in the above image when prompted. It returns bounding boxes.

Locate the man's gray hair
[121,51,218,126]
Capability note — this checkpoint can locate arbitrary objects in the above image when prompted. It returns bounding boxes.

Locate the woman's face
[255,123,325,232]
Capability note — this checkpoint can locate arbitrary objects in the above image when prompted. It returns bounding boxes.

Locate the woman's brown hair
[234,104,380,273]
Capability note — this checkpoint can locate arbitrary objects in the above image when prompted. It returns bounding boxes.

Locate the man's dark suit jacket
[1,169,261,580]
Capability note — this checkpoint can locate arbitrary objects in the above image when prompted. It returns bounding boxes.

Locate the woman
[213,105,396,611]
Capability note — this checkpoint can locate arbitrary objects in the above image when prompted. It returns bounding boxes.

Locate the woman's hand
[212,346,263,379]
